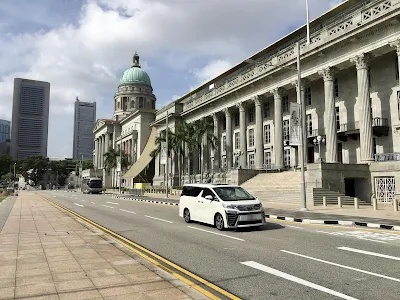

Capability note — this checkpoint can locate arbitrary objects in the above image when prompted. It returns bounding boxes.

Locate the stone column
[254,96,264,169]
[273,88,284,169]
[237,102,247,168]
[351,53,374,162]
[390,39,400,86]
[94,138,99,168]
[212,113,220,171]
[319,67,338,163]
[105,132,110,155]
[99,136,103,169]
[101,135,105,168]
[224,107,233,169]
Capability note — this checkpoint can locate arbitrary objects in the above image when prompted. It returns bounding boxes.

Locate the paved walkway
[0,192,206,300]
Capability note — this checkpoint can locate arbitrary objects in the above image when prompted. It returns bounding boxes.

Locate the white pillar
[224,107,233,170]
[212,113,220,171]
[273,88,284,169]
[390,39,400,86]
[319,67,338,163]
[94,138,99,168]
[254,96,264,169]
[237,102,247,168]
[99,136,103,169]
[351,53,373,162]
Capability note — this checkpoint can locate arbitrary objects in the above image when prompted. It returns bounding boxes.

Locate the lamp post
[165,112,169,199]
[313,135,326,163]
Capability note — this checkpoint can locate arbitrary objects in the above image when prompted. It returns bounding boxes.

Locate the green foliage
[0,155,12,178]
[104,149,129,173]
[82,160,94,170]
[16,155,49,184]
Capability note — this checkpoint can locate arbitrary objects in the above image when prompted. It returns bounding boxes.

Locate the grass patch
[0,196,5,202]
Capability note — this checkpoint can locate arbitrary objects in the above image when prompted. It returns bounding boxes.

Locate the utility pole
[296,41,307,211]
[119,142,122,194]
[306,0,311,45]
[165,112,169,199]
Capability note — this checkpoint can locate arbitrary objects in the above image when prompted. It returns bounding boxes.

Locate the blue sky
[0,0,342,158]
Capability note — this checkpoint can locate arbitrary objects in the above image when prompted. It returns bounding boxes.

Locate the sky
[0,0,343,159]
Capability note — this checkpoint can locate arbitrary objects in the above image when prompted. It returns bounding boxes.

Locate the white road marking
[102,205,115,209]
[241,261,358,300]
[106,202,119,205]
[81,200,85,201]
[187,226,245,242]
[281,250,400,283]
[145,215,173,223]
[286,225,304,229]
[119,209,136,214]
[74,203,84,207]
[91,202,96,204]
[315,230,393,244]
[338,247,400,261]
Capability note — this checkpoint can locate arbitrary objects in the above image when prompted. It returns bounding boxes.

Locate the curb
[113,195,179,206]
[265,214,400,231]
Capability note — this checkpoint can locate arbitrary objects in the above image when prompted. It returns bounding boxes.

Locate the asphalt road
[39,190,400,300]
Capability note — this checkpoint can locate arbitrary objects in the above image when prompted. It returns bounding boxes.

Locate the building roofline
[172,0,358,104]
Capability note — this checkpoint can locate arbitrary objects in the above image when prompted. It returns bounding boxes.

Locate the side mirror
[205,195,214,201]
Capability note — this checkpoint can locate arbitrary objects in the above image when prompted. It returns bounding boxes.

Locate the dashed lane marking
[119,209,136,215]
[74,203,84,207]
[337,247,400,261]
[144,215,173,223]
[188,226,245,242]
[102,205,115,209]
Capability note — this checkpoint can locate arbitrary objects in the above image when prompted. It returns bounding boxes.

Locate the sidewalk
[0,192,207,300]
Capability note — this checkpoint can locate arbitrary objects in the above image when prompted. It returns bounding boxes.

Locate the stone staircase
[313,188,370,206]
[241,171,312,204]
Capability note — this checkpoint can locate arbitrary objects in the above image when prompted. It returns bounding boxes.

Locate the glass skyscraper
[0,119,10,143]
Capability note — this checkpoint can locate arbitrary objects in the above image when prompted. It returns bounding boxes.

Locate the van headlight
[222,203,238,210]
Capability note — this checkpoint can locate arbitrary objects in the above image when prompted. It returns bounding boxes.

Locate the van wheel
[214,213,225,231]
[183,209,191,223]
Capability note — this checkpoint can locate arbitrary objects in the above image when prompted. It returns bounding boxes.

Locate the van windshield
[213,186,255,201]
[88,180,102,188]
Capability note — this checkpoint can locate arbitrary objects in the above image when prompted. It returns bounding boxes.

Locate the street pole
[119,142,122,194]
[297,41,308,211]
[165,112,169,199]
[306,0,311,45]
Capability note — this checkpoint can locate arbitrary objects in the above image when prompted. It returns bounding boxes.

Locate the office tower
[73,97,96,161]
[10,78,50,159]
[0,119,10,143]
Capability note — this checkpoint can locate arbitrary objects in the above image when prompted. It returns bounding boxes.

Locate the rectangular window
[264,102,270,118]
[264,152,272,168]
[234,132,240,150]
[338,143,343,163]
[249,128,255,147]
[222,119,226,130]
[336,107,341,131]
[248,107,255,123]
[306,114,312,136]
[397,92,400,120]
[222,136,226,152]
[234,113,239,127]
[305,87,312,106]
[283,96,289,113]
[283,120,289,141]
[373,138,377,156]
[249,154,255,169]
[284,149,291,167]
[264,124,271,144]
[396,57,399,81]
[334,78,339,98]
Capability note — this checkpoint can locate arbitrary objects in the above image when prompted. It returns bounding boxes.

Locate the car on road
[81,177,103,194]
[179,184,264,230]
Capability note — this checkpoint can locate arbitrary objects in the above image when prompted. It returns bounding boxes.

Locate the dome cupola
[119,52,152,87]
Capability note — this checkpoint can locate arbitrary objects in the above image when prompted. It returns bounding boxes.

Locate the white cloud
[0,0,341,156]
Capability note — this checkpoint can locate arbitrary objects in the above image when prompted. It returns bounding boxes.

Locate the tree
[82,160,94,170]
[104,149,129,173]
[0,155,12,178]
[49,160,69,186]
[16,155,49,185]
[192,117,217,182]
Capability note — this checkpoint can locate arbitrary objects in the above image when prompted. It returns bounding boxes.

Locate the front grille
[238,220,263,225]
[226,213,238,226]
[237,204,261,211]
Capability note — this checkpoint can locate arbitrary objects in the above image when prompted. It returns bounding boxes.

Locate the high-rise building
[73,97,96,161]
[10,78,50,160]
[0,119,10,143]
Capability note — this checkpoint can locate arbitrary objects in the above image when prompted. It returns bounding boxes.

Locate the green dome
[119,52,152,87]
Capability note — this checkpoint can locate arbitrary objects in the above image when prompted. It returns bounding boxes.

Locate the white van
[178,184,264,230]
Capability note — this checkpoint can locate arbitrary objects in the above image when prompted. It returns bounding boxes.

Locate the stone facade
[152,0,400,203]
[93,53,156,189]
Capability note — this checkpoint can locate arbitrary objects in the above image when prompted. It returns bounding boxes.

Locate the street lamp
[313,135,325,163]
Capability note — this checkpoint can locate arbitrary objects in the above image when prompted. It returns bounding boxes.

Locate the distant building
[73,97,96,161]
[10,78,50,160]
[0,119,10,143]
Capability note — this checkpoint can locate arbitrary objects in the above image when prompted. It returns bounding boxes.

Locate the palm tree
[104,148,129,187]
[192,117,217,182]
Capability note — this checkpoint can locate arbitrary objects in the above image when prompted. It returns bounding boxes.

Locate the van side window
[202,188,215,199]
[182,186,202,197]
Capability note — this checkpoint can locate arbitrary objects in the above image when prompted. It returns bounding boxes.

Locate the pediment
[93,119,106,132]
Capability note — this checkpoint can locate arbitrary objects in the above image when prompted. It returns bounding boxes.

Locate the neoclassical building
[151,0,400,205]
[93,53,156,188]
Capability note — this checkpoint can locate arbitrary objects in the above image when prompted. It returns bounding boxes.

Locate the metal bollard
[354,197,359,209]
[393,198,398,212]
[372,196,378,211]
[323,196,327,207]
[338,196,342,208]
